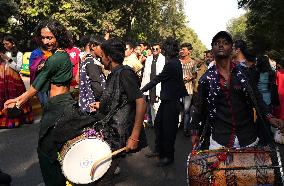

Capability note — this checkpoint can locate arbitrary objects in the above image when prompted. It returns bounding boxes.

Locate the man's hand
[269,117,284,132]
[89,102,100,112]
[191,135,200,148]
[126,137,139,152]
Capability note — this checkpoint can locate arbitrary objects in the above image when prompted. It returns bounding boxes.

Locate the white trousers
[209,135,259,150]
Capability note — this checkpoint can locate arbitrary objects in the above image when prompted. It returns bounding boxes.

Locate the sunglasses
[152,48,159,51]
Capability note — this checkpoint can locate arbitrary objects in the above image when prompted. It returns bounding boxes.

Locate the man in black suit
[141,38,188,166]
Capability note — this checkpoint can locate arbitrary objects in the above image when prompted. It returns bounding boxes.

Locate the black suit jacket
[141,57,188,100]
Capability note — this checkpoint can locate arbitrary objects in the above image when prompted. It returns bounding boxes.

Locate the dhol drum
[187,147,284,186]
[58,129,112,184]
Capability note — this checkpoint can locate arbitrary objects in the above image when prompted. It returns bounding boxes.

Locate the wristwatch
[8,58,13,63]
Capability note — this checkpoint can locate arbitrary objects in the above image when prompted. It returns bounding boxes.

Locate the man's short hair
[125,41,134,50]
[180,43,193,50]
[101,38,125,64]
[211,31,233,46]
[204,50,211,54]
[152,42,161,47]
[139,41,148,47]
[89,34,105,46]
[79,35,90,48]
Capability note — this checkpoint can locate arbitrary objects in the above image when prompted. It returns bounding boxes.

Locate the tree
[238,0,284,55]
[0,0,206,58]
[0,0,17,27]
[226,13,247,41]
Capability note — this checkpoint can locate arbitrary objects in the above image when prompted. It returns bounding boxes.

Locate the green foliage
[226,13,247,41]
[0,0,17,27]
[238,0,284,56]
[0,0,206,58]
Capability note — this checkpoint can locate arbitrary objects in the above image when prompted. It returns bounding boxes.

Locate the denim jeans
[37,92,49,106]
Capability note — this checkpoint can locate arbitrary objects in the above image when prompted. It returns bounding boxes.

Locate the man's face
[125,44,133,57]
[205,52,213,63]
[134,46,142,56]
[152,45,161,56]
[90,44,102,57]
[212,38,232,59]
[139,44,146,51]
[231,44,240,58]
[179,47,191,58]
[40,27,57,51]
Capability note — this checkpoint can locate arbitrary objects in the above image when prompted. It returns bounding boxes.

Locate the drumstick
[90,147,127,180]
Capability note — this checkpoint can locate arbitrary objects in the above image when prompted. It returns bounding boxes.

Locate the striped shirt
[181,59,197,94]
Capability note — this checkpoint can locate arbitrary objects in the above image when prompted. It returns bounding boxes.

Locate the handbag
[7,105,22,119]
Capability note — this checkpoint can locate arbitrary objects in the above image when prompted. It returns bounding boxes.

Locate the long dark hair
[162,37,180,59]
[3,35,19,57]
[256,55,274,84]
[34,19,73,49]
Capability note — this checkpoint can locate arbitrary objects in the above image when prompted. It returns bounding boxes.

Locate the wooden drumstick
[90,147,127,180]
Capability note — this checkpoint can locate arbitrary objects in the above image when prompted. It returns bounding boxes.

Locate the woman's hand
[0,53,10,61]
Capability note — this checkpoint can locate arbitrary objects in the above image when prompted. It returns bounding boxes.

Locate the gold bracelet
[129,137,139,142]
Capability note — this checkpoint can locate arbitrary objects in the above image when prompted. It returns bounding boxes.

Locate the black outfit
[190,63,273,149]
[149,56,157,103]
[98,65,147,151]
[0,169,11,185]
[141,57,187,160]
[82,65,147,186]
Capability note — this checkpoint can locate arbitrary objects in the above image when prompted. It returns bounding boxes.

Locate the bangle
[129,137,139,142]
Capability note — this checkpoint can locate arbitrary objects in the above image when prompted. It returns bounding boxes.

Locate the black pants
[154,100,180,160]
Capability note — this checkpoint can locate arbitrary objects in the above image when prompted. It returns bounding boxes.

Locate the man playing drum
[190,31,284,150]
[89,38,147,185]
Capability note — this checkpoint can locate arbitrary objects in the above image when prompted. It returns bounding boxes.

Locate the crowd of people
[0,19,284,186]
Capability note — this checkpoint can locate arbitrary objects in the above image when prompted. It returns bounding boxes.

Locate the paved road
[1,76,283,186]
[0,120,192,186]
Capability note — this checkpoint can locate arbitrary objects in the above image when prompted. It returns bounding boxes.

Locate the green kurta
[32,51,73,92]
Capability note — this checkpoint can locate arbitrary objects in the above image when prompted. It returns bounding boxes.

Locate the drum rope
[275,146,284,184]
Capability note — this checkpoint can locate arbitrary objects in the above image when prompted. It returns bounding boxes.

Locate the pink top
[276,69,284,120]
[65,47,81,87]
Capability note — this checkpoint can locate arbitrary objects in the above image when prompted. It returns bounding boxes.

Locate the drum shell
[187,148,282,186]
[58,134,112,184]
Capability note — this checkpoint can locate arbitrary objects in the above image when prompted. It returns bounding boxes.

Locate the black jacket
[141,57,188,100]
[190,64,273,149]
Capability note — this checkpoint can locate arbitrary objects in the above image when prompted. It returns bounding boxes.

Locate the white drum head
[62,138,112,184]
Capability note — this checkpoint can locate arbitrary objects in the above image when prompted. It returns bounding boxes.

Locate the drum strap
[236,67,274,147]
[93,99,128,128]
